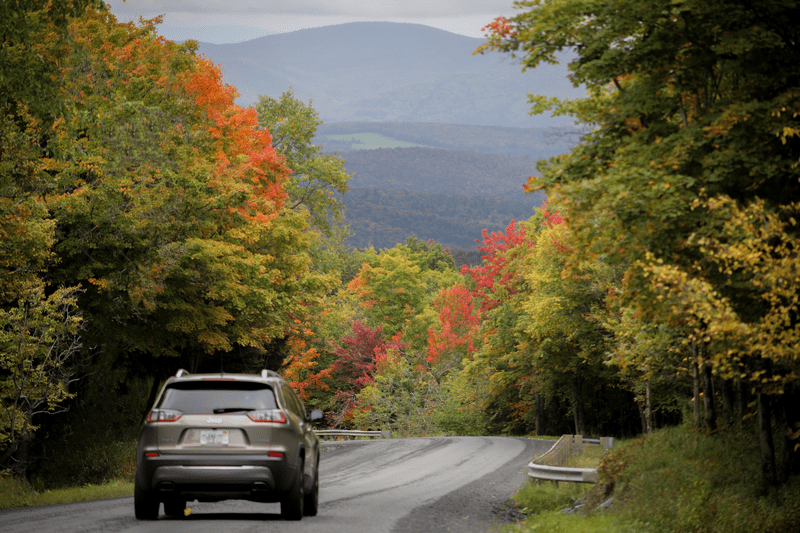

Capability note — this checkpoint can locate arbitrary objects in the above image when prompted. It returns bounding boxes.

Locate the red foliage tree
[326,322,406,425]
[461,220,529,312]
[426,284,481,366]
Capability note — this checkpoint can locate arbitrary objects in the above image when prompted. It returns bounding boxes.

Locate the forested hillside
[338,187,544,250]
[317,121,579,158]
[329,146,548,249]
[341,146,540,196]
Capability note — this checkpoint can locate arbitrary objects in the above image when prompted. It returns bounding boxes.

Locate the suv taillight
[146,409,182,422]
[248,410,287,423]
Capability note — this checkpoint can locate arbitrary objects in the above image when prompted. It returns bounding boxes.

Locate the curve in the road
[0,436,554,533]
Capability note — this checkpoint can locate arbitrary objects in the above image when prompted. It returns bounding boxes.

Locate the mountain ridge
[196,21,583,128]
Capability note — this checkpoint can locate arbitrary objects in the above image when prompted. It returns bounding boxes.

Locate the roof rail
[261,369,281,378]
[176,369,189,377]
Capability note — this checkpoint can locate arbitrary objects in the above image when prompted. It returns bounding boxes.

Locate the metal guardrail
[527,463,599,483]
[315,429,391,439]
[527,434,612,484]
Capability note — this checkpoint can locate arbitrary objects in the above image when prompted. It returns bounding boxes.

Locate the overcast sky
[105,0,519,43]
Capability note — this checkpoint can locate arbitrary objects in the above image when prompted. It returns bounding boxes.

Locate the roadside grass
[504,425,800,533]
[0,476,133,510]
[0,438,138,510]
[566,444,605,469]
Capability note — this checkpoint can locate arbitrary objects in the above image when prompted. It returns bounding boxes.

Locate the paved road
[0,436,553,533]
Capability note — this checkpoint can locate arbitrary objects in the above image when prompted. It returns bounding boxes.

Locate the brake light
[146,409,182,422]
[145,452,159,457]
[268,452,284,458]
[248,410,287,423]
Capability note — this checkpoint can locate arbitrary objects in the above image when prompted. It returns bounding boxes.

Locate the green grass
[505,426,800,533]
[566,444,606,469]
[325,132,426,150]
[0,476,133,510]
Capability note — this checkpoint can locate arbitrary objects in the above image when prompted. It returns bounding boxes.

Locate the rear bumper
[154,465,274,486]
[138,454,295,500]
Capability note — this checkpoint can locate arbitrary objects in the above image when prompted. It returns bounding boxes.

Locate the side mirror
[309,409,324,424]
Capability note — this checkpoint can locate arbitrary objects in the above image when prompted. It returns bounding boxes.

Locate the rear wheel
[134,481,159,520]
[281,460,304,520]
[303,455,319,516]
[163,498,186,518]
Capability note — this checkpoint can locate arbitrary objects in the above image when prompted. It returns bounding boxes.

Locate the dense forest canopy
[316,121,579,158]
[478,0,800,484]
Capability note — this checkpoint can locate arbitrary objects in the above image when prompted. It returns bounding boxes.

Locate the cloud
[104,0,518,42]
[106,0,516,18]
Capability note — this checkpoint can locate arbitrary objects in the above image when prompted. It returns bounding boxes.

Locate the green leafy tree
[346,238,460,342]
[481,0,800,481]
[1,0,105,119]
[354,348,442,437]
[36,10,335,416]
[0,285,83,476]
[255,88,350,238]
[0,111,56,303]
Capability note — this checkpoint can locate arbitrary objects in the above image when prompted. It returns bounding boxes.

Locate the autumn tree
[347,237,461,342]
[442,220,536,434]
[426,283,481,373]
[481,0,800,482]
[255,88,350,239]
[1,0,103,478]
[8,8,334,447]
[354,347,442,437]
[1,0,105,120]
[322,321,407,427]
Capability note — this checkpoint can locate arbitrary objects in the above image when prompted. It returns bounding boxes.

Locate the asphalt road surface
[0,436,553,533]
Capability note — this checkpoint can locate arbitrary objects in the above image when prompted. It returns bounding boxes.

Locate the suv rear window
[157,381,278,414]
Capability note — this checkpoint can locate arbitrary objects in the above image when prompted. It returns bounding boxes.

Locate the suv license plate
[200,430,229,445]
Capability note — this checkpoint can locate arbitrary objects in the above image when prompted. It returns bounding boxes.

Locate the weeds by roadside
[503,426,800,533]
[0,476,133,510]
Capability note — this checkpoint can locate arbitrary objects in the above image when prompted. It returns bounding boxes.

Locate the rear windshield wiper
[212,407,252,414]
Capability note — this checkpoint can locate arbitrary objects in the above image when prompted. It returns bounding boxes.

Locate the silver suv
[135,369,323,520]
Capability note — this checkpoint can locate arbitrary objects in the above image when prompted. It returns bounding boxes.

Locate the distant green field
[325,133,426,150]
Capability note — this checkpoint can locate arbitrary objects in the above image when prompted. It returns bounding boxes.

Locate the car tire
[134,481,159,520]
[280,460,304,521]
[163,498,186,518]
[303,455,319,516]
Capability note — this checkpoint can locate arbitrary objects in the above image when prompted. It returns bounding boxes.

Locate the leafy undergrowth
[505,426,800,533]
[0,476,133,510]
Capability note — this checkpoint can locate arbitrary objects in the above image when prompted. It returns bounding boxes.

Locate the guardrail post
[575,434,583,456]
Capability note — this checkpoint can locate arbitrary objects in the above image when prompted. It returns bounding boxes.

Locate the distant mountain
[196,22,583,128]
[326,145,547,250]
[340,146,539,197]
[339,187,545,250]
[316,121,581,159]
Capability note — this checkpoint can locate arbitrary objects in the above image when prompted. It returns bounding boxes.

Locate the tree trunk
[570,375,586,436]
[780,384,800,480]
[757,392,778,487]
[721,378,734,429]
[736,378,745,431]
[702,360,716,431]
[535,392,544,437]
[692,344,701,429]
[645,378,653,434]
